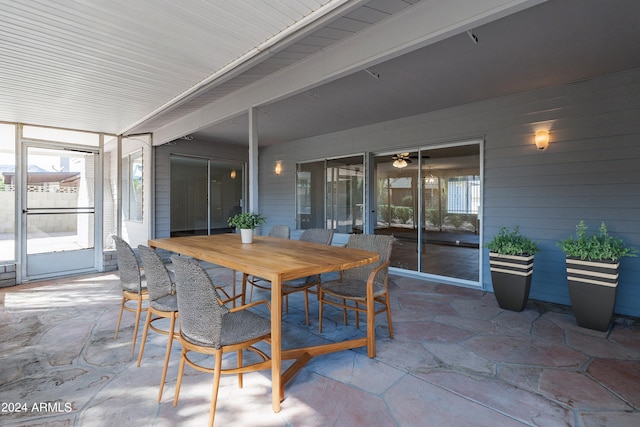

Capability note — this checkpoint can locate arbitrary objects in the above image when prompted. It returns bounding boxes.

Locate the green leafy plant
[394,206,413,224]
[425,208,441,228]
[401,195,413,207]
[227,212,266,229]
[557,220,638,261]
[447,213,465,229]
[487,226,539,256]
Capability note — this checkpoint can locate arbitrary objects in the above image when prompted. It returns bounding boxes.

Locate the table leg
[241,273,247,305]
[232,269,237,308]
[271,276,282,412]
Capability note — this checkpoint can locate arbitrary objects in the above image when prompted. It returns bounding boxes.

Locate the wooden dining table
[148,233,380,412]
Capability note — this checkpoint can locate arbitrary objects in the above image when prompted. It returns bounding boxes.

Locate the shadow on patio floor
[1,267,639,426]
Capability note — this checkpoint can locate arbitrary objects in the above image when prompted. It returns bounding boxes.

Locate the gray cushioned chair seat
[182,309,270,348]
[150,293,178,312]
[320,278,387,300]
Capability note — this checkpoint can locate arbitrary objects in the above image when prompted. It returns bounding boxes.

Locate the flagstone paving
[1,268,639,426]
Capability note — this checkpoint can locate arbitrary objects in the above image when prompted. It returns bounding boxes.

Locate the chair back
[138,245,174,301]
[268,225,290,239]
[343,234,394,284]
[299,228,334,246]
[171,255,229,348]
[112,235,143,293]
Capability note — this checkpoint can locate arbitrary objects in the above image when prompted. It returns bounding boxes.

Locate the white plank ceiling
[0,0,359,134]
[1,0,639,146]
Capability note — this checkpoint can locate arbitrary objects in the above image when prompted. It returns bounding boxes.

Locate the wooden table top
[148,233,380,283]
[148,232,381,413]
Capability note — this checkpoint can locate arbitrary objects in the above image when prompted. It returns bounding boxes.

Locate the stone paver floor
[1,266,640,426]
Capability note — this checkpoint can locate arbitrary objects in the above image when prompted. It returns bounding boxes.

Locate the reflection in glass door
[326,156,364,234]
[170,156,244,236]
[210,161,243,232]
[374,151,419,271]
[171,156,208,235]
[374,144,481,284]
[23,145,98,278]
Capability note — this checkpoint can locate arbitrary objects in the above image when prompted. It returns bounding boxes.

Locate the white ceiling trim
[152,0,547,145]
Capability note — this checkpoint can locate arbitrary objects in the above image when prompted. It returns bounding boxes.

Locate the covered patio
[2,267,639,426]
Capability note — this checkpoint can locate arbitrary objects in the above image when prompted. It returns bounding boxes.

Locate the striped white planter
[490,253,534,276]
[489,253,534,312]
[566,257,619,287]
[566,257,619,331]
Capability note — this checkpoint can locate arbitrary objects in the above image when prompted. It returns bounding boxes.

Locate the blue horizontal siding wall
[154,139,248,239]
[259,68,640,317]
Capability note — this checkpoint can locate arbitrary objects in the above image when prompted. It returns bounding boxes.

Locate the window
[122,150,143,221]
[447,176,480,214]
[23,125,100,146]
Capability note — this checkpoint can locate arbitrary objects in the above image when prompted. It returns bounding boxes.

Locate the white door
[22,144,99,279]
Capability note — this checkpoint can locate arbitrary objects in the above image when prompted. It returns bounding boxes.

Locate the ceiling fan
[392,152,411,168]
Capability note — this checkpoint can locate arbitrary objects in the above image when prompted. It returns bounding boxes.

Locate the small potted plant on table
[228,212,266,243]
[487,226,539,312]
[558,220,638,331]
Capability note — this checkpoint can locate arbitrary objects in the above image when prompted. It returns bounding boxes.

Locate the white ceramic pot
[240,228,253,244]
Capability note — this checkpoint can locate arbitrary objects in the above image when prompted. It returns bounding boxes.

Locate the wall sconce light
[230,169,236,179]
[534,130,550,150]
[275,162,282,175]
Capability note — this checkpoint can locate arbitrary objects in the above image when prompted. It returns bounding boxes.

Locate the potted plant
[487,226,539,312]
[227,212,266,243]
[558,220,638,331]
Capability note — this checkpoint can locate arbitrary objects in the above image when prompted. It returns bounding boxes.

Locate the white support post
[248,107,259,213]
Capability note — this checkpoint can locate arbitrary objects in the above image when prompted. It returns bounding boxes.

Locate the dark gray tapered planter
[489,253,534,312]
[566,257,619,332]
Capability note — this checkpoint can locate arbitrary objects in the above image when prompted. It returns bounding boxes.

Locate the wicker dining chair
[246,225,290,302]
[282,228,333,325]
[136,245,179,402]
[318,234,394,358]
[171,255,272,427]
[112,235,148,355]
[242,228,333,325]
[268,224,291,239]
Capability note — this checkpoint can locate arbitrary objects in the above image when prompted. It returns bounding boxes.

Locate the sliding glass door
[296,155,364,234]
[374,151,419,270]
[326,156,364,233]
[170,155,244,236]
[374,143,481,284]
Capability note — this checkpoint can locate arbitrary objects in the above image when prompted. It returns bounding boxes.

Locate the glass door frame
[295,154,365,236]
[326,155,365,234]
[169,154,245,237]
[371,139,483,288]
[19,140,102,281]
